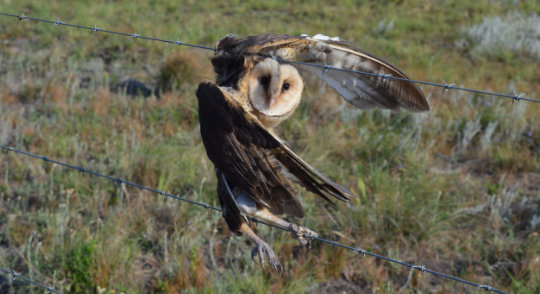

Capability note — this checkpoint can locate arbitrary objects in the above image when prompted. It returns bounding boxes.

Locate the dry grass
[1,0,539,293]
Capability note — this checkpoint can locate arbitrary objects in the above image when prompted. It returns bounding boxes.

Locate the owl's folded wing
[197,81,354,217]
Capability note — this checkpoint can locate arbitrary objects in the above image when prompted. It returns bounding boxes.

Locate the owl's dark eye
[282,82,290,91]
[260,76,270,89]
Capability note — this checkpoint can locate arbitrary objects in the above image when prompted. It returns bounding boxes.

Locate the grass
[1,0,540,293]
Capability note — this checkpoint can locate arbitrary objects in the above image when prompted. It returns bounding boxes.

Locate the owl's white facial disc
[248,59,303,117]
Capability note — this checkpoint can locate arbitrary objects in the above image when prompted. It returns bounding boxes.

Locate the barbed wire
[0,12,213,51]
[0,11,538,104]
[0,267,62,294]
[0,10,515,294]
[0,144,508,294]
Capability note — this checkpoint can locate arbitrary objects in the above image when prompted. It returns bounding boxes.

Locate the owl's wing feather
[197,81,354,218]
[220,34,429,112]
[297,40,429,111]
[216,169,246,234]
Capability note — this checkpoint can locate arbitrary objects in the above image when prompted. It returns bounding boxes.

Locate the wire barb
[322,64,331,76]
[512,90,522,105]
[174,37,183,46]
[355,248,367,259]
[479,284,494,292]
[54,18,64,26]
[442,80,455,95]
[412,264,426,274]
[92,24,99,33]
[17,13,25,21]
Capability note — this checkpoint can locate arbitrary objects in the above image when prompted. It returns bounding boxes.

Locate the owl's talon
[289,224,318,248]
[250,239,282,271]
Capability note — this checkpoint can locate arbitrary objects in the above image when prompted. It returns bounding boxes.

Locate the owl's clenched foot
[289,224,318,248]
[239,222,283,273]
[251,238,283,273]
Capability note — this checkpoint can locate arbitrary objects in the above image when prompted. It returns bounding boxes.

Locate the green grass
[1,0,540,293]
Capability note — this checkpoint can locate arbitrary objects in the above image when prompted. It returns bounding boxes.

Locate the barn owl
[196,34,429,271]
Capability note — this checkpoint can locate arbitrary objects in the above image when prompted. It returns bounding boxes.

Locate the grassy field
[1,0,540,293]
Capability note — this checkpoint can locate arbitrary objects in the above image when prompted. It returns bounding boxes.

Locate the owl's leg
[238,222,282,272]
[219,174,282,271]
[236,194,318,248]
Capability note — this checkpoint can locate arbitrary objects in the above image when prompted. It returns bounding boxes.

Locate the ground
[0,1,539,293]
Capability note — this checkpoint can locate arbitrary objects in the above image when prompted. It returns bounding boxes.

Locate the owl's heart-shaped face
[247,58,303,120]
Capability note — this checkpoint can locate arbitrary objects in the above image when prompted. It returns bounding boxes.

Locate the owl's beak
[266,80,281,108]
[267,89,284,109]
[266,93,276,108]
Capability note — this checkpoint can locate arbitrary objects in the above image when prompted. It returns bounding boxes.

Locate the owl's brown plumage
[197,81,351,270]
[197,33,429,270]
[197,82,351,217]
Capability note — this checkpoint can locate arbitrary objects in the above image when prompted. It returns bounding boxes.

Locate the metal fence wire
[0,12,539,104]
[0,267,62,294]
[0,145,508,294]
[0,10,525,294]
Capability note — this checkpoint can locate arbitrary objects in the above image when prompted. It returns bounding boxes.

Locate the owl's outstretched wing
[197,81,354,219]
[216,34,429,112]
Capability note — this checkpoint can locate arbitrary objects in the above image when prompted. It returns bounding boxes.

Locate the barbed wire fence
[0,12,539,104]
[0,11,527,294]
[0,145,507,294]
[0,267,62,294]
